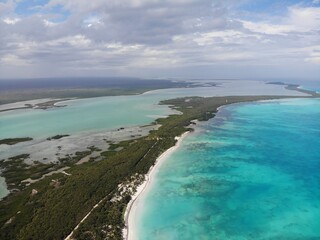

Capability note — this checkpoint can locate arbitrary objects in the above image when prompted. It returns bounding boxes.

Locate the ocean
[134,98,320,239]
[0,80,317,205]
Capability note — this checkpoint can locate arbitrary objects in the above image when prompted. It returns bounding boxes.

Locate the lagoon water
[135,98,320,239]
[0,81,305,139]
[0,81,314,202]
[0,95,172,139]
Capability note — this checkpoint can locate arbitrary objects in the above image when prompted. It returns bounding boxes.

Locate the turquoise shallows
[0,95,171,139]
[0,87,220,139]
[0,87,218,197]
[0,83,303,199]
[136,98,320,240]
[0,82,305,139]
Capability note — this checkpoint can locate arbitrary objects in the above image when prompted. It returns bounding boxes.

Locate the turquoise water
[0,87,220,198]
[0,95,171,139]
[0,82,314,199]
[0,87,222,139]
[0,82,304,199]
[0,81,304,139]
[136,98,320,240]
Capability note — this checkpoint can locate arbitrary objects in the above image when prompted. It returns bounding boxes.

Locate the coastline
[123,97,320,240]
[0,81,313,114]
[124,131,190,240]
[1,87,318,239]
[122,91,320,240]
[0,124,160,164]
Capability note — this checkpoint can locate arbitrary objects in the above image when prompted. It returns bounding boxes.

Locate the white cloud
[305,53,320,64]
[83,15,103,28]
[0,0,15,16]
[45,35,92,48]
[242,6,320,35]
[0,1,319,79]
[2,17,20,25]
[241,21,294,35]
[303,45,320,64]
[288,6,320,32]
[192,30,261,46]
[43,19,56,27]
[0,54,29,66]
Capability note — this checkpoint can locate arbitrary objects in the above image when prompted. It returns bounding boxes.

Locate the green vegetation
[46,135,70,141]
[0,154,57,191]
[0,146,102,193]
[0,138,33,145]
[57,150,96,165]
[0,78,198,105]
[0,88,155,105]
[0,95,307,240]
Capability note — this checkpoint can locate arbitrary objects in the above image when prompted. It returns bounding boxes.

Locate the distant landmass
[0,78,202,104]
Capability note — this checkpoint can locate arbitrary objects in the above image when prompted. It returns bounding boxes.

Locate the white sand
[124,131,190,240]
[123,80,311,239]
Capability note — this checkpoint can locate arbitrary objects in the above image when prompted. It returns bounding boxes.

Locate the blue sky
[240,0,317,12]
[12,0,70,22]
[0,0,319,80]
[14,0,50,15]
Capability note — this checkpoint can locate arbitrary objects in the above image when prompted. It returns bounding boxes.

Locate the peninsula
[0,88,317,239]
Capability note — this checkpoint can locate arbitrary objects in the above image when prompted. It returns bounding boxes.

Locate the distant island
[0,78,216,105]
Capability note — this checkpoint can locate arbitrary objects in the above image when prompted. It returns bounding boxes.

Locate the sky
[0,0,319,80]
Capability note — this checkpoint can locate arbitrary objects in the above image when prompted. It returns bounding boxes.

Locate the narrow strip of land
[0,91,318,240]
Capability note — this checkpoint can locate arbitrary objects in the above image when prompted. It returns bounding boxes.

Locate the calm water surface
[0,83,314,200]
[0,81,304,139]
[136,98,320,240]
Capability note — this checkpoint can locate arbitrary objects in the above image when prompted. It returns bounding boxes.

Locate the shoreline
[0,81,313,111]
[0,124,161,199]
[124,131,190,240]
[1,81,318,239]
[0,98,72,113]
[0,124,160,163]
[122,93,320,240]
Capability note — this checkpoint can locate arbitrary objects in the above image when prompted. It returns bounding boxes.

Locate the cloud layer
[0,0,319,79]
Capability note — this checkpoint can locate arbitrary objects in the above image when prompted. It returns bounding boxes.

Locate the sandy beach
[121,81,316,240]
[124,131,190,240]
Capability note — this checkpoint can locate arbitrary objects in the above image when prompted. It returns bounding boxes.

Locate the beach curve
[124,131,190,240]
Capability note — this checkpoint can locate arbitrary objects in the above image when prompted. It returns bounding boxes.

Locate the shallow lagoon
[135,98,320,240]
[0,81,310,200]
[0,80,305,139]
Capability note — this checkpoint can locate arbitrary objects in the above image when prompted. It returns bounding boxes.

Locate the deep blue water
[135,98,320,240]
